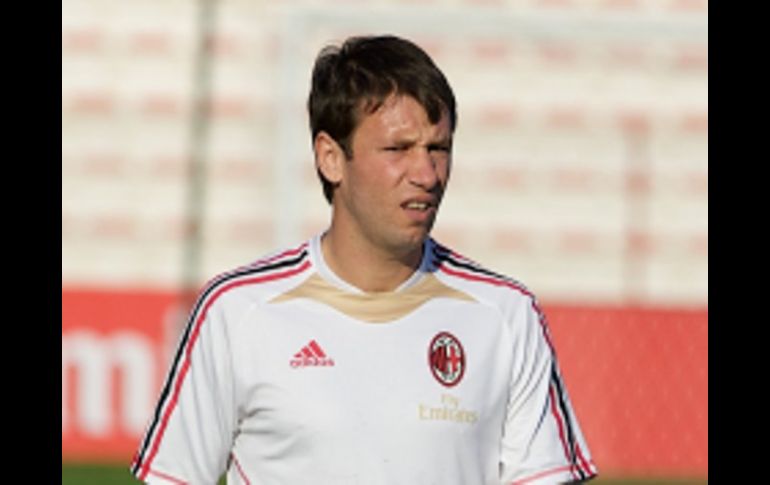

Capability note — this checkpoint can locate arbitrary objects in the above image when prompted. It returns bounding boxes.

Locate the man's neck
[320,231,424,293]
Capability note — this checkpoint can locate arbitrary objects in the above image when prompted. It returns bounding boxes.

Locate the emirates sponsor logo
[419,393,478,424]
[290,340,335,368]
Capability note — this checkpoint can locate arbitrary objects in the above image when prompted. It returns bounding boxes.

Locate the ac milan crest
[428,331,465,387]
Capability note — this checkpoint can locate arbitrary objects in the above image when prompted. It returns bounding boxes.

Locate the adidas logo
[290,340,335,368]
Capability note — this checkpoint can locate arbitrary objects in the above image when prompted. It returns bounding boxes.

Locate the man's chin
[394,226,433,253]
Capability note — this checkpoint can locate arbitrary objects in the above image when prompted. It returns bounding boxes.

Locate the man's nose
[409,148,441,190]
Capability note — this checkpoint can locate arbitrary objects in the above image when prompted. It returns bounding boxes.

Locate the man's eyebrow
[384,131,452,147]
[383,138,416,148]
[428,136,453,147]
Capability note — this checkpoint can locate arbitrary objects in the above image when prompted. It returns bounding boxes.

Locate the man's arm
[131,298,237,484]
[499,296,598,485]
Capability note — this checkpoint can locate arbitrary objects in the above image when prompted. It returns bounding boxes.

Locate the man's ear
[314,132,346,185]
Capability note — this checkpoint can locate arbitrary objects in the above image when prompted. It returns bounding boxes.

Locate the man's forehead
[363,94,451,136]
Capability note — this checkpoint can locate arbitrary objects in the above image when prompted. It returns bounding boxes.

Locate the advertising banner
[62,288,707,477]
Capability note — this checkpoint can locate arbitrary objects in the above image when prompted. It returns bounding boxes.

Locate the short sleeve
[131,296,237,484]
[499,297,597,484]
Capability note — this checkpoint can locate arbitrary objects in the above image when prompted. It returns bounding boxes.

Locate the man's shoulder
[428,238,537,305]
[197,240,313,306]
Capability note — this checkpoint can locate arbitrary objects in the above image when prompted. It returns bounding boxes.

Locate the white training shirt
[131,234,597,485]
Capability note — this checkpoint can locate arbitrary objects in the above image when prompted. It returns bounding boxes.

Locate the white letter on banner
[62,330,155,436]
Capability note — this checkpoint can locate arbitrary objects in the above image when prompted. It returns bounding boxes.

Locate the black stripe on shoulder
[132,249,308,474]
[432,245,520,287]
[205,249,310,296]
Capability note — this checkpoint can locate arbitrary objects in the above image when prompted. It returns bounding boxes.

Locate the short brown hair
[307,35,457,203]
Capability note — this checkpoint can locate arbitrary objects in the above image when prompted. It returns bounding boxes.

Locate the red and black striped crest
[428,331,465,387]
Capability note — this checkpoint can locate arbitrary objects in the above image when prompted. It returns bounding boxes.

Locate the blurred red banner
[62,288,183,462]
[546,304,707,478]
[62,288,707,478]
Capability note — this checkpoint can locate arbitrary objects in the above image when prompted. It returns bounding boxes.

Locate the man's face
[332,94,452,257]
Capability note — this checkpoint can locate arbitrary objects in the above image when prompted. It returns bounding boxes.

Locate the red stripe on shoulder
[138,259,311,479]
[255,241,309,266]
[201,241,309,292]
[437,261,533,298]
[432,243,480,267]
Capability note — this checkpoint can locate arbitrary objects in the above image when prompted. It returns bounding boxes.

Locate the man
[131,35,597,484]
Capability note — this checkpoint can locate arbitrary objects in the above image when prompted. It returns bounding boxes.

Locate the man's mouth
[403,201,433,211]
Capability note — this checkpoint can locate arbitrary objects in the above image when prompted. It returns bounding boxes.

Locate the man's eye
[384,146,407,152]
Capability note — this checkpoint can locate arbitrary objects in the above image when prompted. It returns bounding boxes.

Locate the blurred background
[62,0,707,482]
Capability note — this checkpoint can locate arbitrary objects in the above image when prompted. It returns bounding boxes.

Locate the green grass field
[61,463,706,485]
[61,463,227,485]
